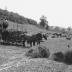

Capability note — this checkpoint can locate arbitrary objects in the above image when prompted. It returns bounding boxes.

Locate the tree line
[1,8,70,32]
[0,9,49,30]
[0,9,37,25]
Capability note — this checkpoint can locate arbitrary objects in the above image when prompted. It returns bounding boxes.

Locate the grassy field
[7,21,55,34]
[0,21,72,72]
[0,37,71,72]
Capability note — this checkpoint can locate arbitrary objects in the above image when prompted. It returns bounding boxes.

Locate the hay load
[25,45,50,58]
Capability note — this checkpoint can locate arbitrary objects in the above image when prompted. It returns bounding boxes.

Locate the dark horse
[26,33,47,47]
[53,33,62,38]
[20,33,47,47]
[1,31,47,47]
[21,34,32,47]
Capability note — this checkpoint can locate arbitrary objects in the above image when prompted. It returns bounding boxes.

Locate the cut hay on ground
[25,45,50,58]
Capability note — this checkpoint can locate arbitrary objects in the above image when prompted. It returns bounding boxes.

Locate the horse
[19,34,32,47]
[20,32,46,47]
[26,33,47,47]
[66,37,71,40]
[53,33,62,38]
[35,33,47,45]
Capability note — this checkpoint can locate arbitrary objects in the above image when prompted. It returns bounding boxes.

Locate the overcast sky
[0,0,72,28]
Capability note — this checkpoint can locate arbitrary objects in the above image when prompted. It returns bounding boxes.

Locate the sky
[0,0,72,28]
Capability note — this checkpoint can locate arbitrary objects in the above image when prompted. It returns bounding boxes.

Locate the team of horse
[1,30,47,47]
[1,29,72,65]
[0,29,72,48]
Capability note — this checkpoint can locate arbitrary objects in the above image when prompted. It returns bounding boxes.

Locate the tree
[54,26,60,32]
[39,15,49,29]
[2,20,8,29]
[0,19,8,30]
[67,26,71,32]
[0,19,9,40]
[46,25,49,30]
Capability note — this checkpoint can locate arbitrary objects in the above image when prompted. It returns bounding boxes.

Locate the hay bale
[25,45,50,58]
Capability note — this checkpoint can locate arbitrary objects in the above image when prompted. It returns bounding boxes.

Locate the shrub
[2,21,8,29]
[52,50,72,65]
[52,51,65,62]
[64,50,72,65]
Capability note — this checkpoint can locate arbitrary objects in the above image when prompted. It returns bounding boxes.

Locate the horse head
[36,33,43,39]
[36,32,47,40]
[42,34,47,40]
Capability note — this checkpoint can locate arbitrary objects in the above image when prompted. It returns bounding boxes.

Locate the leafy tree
[2,20,8,29]
[0,8,38,26]
[54,26,60,32]
[61,28,66,33]
[67,26,71,32]
[27,19,37,25]
[0,19,8,30]
[39,15,49,29]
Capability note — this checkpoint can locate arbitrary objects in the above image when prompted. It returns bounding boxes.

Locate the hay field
[0,37,72,72]
[0,22,72,72]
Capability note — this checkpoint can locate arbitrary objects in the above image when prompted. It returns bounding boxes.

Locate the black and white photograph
[0,0,72,72]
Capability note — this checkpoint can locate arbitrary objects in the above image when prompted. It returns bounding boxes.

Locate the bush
[52,50,72,65]
[52,51,65,62]
[25,45,50,58]
[64,50,72,65]
[0,19,8,29]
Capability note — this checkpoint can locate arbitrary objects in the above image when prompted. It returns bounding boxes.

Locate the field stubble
[0,38,72,72]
